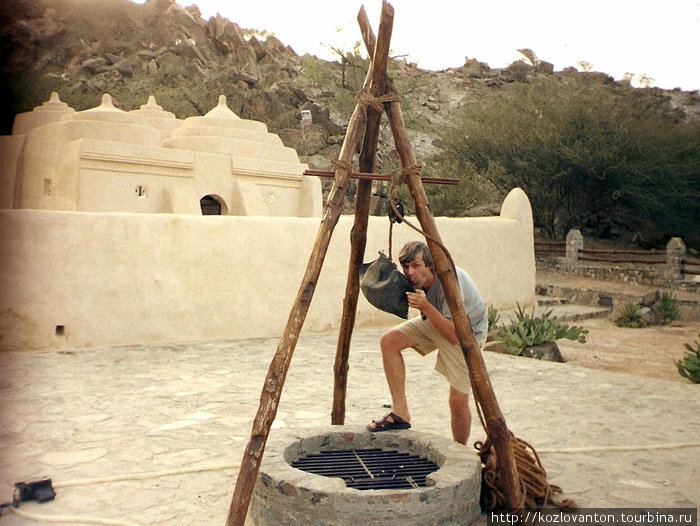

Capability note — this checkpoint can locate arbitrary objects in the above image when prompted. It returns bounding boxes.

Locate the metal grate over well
[290,447,438,490]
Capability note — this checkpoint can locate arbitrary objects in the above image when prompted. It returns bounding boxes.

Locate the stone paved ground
[1,324,699,525]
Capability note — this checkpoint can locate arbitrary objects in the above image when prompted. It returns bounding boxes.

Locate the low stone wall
[573,265,669,287]
[536,229,699,292]
[536,257,699,293]
[0,189,535,352]
[536,257,663,286]
[565,229,697,288]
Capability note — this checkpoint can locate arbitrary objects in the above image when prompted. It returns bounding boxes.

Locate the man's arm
[406,290,459,344]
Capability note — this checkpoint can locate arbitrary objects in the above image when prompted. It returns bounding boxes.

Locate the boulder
[520,342,565,362]
[485,341,565,362]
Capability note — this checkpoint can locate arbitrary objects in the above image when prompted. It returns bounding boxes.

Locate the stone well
[249,426,482,526]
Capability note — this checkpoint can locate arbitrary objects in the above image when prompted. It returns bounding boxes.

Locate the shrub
[300,55,338,90]
[487,305,500,332]
[675,335,700,384]
[333,89,356,117]
[496,304,587,356]
[654,291,680,324]
[615,302,645,328]
[436,75,700,244]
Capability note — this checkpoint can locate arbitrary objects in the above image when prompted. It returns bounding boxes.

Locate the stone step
[536,279,699,320]
[537,295,568,306]
[498,303,611,324]
[537,303,611,322]
[536,282,619,309]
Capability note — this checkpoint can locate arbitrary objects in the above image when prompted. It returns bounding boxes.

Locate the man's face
[401,253,434,290]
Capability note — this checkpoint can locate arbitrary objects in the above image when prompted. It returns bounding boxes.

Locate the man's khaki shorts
[395,316,485,394]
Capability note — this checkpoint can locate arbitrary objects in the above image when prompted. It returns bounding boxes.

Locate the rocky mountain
[0,0,491,165]
[2,0,698,215]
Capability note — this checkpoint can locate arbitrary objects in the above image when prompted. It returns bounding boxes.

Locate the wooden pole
[303,169,459,186]
[382,96,523,509]
[347,16,524,510]
[332,3,393,424]
[224,67,372,526]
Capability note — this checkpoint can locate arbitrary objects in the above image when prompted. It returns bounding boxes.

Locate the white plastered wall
[0,188,534,352]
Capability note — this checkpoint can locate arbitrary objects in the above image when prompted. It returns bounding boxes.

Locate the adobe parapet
[1,92,321,217]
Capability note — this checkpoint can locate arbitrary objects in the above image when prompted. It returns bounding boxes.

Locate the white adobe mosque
[0,92,535,352]
[1,92,321,217]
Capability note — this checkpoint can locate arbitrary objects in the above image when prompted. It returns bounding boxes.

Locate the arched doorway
[200,194,228,215]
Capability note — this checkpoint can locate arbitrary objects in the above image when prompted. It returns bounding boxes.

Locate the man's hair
[398,241,434,271]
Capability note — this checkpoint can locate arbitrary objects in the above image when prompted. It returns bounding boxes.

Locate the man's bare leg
[378,329,416,422]
[449,386,471,445]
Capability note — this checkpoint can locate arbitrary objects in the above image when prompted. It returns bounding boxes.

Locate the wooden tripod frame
[226,3,522,524]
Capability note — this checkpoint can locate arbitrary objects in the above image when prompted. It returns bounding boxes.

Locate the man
[367,241,487,445]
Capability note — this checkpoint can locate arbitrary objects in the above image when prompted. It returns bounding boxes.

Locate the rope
[386,165,457,271]
[5,462,241,525]
[475,439,700,510]
[381,159,576,512]
[384,167,564,511]
[471,396,577,512]
[52,462,241,488]
[10,506,144,526]
[354,86,400,115]
[536,442,700,454]
[373,96,578,513]
[388,220,394,261]
[331,159,353,176]
[470,391,700,511]
[475,432,578,513]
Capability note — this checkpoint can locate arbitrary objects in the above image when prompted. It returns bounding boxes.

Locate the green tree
[436,75,700,244]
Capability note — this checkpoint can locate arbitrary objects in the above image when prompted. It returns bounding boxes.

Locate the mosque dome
[164,95,298,164]
[11,92,75,135]
[129,95,182,140]
[57,94,162,146]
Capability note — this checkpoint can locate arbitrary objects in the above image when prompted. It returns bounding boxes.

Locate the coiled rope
[475,430,578,512]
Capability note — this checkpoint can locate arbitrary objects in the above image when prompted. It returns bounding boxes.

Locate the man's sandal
[367,412,411,432]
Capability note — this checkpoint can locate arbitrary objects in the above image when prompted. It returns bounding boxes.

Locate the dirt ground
[556,317,700,383]
[536,269,700,384]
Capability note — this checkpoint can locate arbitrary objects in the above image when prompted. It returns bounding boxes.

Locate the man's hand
[406,289,429,313]
[407,289,459,344]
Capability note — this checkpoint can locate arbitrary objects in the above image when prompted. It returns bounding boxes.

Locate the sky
[171,0,700,91]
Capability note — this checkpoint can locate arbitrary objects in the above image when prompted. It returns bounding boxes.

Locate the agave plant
[654,291,680,325]
[487,304,500,332]
[496,304,588,356]
[676,335,700,384]
[615,302,645,328]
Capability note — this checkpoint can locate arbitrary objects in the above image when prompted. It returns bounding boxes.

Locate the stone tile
[0,328,698,525]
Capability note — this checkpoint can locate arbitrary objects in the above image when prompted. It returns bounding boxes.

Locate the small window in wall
[200,195,227,215]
